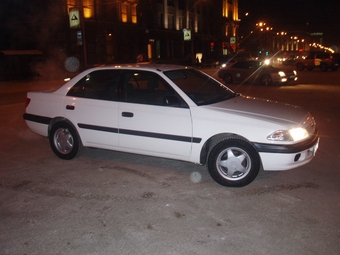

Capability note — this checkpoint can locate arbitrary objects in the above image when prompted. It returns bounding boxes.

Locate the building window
[157,13,163,28]
[168,15,174,29]
[83,0,94,18]
[67,0,77,12]
[121,2,137,23]
[121,3,128,22]
[178,16,183,30]
[228,10,233,19]
[131,4,137,23]
[168,0,175,6]
[67,0,94,19]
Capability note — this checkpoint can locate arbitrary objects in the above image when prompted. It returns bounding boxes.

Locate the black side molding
[23,113,51,124]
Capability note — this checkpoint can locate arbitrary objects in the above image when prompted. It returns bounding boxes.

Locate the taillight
[25,98,31,108]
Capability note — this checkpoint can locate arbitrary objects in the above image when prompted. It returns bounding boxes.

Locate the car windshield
[164,69,236,105]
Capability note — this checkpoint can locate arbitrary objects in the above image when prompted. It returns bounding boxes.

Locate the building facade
[64,0,239,66]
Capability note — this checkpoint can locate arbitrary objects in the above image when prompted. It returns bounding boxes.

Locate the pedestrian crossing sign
[69,8,80,28]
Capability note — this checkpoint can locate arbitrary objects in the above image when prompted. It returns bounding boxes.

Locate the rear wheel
[223,73,233,84]
[261,74,272,86]
[331,65,339,71]
[320,63,328,72]
[207,136,261,187]
[49,122,82,160]
[296,63,304,71]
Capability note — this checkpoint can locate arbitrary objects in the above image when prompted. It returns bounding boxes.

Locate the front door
[117,70,193,159]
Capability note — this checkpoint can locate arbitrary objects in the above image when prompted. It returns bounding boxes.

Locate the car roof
[236,60,260,63]
[84,62,192,73]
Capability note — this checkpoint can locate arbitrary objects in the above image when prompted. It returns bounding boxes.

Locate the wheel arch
[48,117,78,137]
[200,133,258,165]
[48,118,83,160]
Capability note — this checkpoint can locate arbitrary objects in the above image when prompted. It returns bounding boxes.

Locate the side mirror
[163,96,181,107]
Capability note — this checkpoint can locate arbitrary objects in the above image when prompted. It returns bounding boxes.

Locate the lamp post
[79,0,88,67]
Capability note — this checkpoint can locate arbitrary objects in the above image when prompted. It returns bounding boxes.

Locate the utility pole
[79,0,88,67]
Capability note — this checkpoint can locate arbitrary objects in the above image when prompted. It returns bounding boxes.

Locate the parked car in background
[295,51,339,71]
[23,63,318,187]
[282,55,297,66]
[332,53,340,66]
[218,60,298,86]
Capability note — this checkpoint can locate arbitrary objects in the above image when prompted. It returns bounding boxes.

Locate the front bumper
[252,130,319,171]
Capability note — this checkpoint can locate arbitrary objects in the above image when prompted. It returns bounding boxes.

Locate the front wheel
[223,73,233,84]
[49,122,82,160]
[207,137,261,187]
[261,74,272,86]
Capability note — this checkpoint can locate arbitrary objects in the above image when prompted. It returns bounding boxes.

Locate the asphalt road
[1,68,340,255]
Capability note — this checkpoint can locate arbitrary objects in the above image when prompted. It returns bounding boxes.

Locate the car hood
[210,94,308,125]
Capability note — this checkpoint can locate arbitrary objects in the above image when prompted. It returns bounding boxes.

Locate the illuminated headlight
[293,70,297,75]
[278,71,286,77]
[264,59,270,65]
[267,128,309,142]
[221,63,227,68]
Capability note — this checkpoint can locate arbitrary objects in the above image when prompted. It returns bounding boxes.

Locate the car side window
[67,70,121,101]
[233,62,250,69]
[233,62,242,69]
[306,53,314,59]
[316,53,328,59]
[122,71,181,107]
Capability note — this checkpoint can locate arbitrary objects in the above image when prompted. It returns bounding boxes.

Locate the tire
[49,121,82,160]
[207,136,261,187]
[223,73,233,84]
[296,63,304,71]
[331,66,339,71]
[260,74,272,86]
[320,63,328,72]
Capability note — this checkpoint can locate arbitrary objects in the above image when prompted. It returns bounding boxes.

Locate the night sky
[1,0,340,49]
[0,0,65,50]
[238,0,340,46]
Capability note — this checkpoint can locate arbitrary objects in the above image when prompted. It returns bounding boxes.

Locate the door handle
[121,112,133,117]
[66,105,75,110]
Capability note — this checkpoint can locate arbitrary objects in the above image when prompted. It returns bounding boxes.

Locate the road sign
[183,29,191,41]
[69,8,80,28]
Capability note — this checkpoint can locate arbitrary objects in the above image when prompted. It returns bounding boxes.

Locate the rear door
[231,61,254,83]
[63,70,120,149]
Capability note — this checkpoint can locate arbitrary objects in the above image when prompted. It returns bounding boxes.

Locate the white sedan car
[23,63,319,187]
